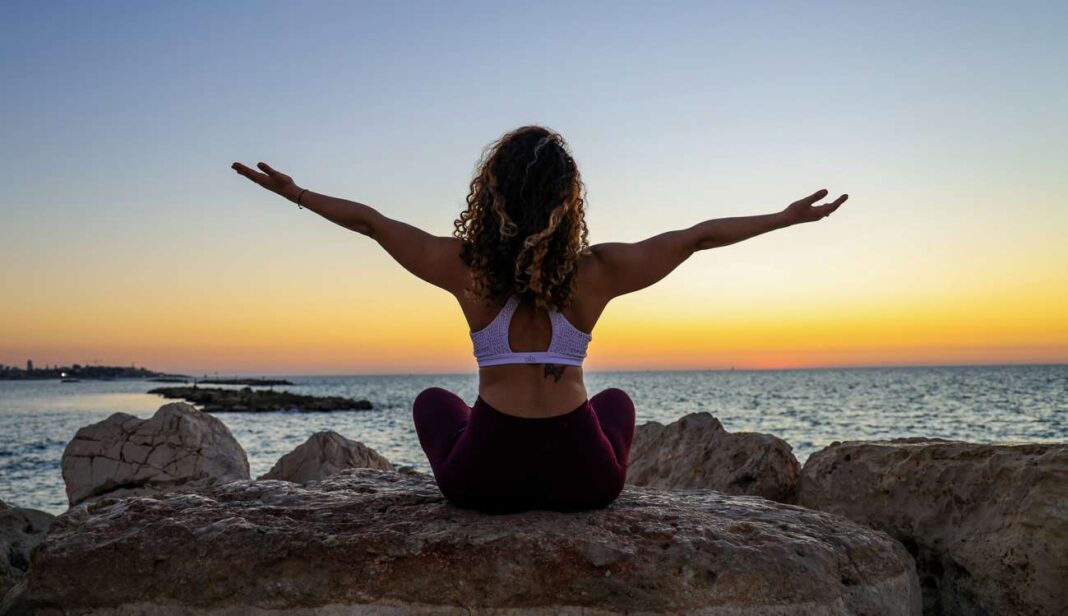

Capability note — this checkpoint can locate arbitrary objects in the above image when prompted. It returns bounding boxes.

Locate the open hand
[782,189,848,224]
[231,161,300,201]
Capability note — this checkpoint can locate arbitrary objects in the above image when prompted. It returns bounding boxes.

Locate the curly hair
[453,125,590,311]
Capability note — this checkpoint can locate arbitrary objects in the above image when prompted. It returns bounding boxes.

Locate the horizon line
[170,359,1068,379]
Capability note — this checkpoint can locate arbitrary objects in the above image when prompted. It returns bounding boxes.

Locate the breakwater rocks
[5,468,920,615]
[257,430,393,483]
[798,438,1068,616]
[626,412,801,503]
[148,385,373,413]
[61,402,251,506]
[0,502,53,601]
[4,402,1066,615]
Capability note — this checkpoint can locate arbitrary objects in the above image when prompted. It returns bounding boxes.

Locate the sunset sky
[2,1,1066,376]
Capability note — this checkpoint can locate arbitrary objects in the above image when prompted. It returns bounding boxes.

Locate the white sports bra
[470,295,592,367]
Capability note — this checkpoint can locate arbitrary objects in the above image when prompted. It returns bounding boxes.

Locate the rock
[626,412,801,503]
[257,430,393,483]
[148,385,373,413]
[798,438,1068,616]
[7,468,920,615]
[0,501,54,601]
[60,402,251,506]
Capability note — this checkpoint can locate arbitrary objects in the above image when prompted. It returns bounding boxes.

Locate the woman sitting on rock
[232,125,846,513]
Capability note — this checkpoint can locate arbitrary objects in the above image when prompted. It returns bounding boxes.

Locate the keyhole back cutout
[507,299,554,354]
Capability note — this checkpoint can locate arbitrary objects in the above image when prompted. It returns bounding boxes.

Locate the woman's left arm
[232,161,467,293]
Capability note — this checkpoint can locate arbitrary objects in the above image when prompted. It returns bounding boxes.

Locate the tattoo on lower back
[543,364,567,382]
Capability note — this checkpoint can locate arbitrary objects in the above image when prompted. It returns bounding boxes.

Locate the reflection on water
[1,364,1066,514]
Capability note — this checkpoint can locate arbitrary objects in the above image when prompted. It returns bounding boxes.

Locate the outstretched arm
[231,161,467,293]
[586,188,848,300]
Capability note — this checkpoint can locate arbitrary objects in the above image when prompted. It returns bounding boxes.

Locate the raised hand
[231,161,300,201]
[782,189,848,224]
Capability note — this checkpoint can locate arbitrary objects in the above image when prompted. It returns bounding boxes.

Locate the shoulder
[574,244,615,294]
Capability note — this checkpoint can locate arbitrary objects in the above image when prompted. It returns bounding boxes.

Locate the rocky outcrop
[257,430,392,483]
[626,412,801,503]
[0,501,54,601]
[799,438,1068,616]
[148,385,372,412]
[7,468,921,615]
[60,402,251,506]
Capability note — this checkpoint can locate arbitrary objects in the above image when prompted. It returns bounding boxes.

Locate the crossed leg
[412,386,471,469]
[413,385,636,474]
[589,387,636,467]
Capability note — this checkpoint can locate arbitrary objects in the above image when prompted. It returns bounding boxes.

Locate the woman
[232,125,847,513]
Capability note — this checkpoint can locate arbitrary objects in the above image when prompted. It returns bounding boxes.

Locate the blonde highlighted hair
[453,126,590,310]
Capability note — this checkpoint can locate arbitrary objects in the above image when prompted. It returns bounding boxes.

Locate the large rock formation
[626,412,801,503]
[61,402,251,506]
[6,468,921,615]
[257,430,393,483]
[0,501,54,601]
[799,438,1068,616]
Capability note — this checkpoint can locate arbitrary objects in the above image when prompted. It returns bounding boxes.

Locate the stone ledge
[6,469,920,615]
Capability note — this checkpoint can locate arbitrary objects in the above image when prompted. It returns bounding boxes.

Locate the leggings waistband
[470,395,593,432]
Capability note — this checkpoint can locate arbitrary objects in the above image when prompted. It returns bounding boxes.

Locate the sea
[1,364,1065,514]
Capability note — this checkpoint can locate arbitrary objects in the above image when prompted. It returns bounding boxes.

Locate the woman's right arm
[232,161,468,293]
[585,188,847,301]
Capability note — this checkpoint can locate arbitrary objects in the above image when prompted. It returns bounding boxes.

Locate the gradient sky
[2,1,1066,376]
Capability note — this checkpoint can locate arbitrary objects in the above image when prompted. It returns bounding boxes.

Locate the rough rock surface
[60,402,251,506]
[257,430,393,483]
[6,468,920,615]
[626,412,801,503]
[799,438,1068,616]
[0,501,54,601]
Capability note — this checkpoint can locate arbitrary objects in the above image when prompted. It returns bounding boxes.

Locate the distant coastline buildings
[0,360,178,380]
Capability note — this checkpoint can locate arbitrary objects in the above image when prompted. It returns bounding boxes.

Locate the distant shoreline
[0,361,1064,383]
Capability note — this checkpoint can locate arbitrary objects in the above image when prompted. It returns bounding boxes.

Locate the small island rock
[6,468,920,615]
[626,412,801,503]
[258,430,393,483]
[60,402,251,506]
[149,385,372,413]
[799,438,1068,616]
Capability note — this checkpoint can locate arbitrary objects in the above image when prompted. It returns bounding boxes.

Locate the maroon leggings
[412,387,636,513]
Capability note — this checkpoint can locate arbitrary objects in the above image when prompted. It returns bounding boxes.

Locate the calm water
[1,365,1065,514]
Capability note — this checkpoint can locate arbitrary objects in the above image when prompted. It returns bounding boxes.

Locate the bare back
[454,255,609,418]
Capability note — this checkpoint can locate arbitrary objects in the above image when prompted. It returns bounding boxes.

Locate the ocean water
[1,364,1065,514]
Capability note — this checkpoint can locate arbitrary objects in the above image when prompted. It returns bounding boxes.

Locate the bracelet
[295,188,308,209]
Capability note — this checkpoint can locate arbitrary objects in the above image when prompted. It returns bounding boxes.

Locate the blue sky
[2,1,1066,373]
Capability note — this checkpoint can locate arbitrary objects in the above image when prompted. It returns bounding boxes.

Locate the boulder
[6,468,920,615]
[60,402,251,506]
[799,438,1068,616]
[257,430,393,483]
[0,501,54,601]
[626,412,801,503]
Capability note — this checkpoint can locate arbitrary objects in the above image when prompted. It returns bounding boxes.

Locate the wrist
[774,209,798,228]
[282,184,304,203]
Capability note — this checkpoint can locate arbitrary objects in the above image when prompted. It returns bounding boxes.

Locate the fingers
[231,162,269,185]
[794,188,829,207]
[824,194,848,211]
[813,194,848,219]
[257,161,280,177]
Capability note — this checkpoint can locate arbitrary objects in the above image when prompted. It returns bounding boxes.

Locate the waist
[477,366,587,418]
[471,395,595,433]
